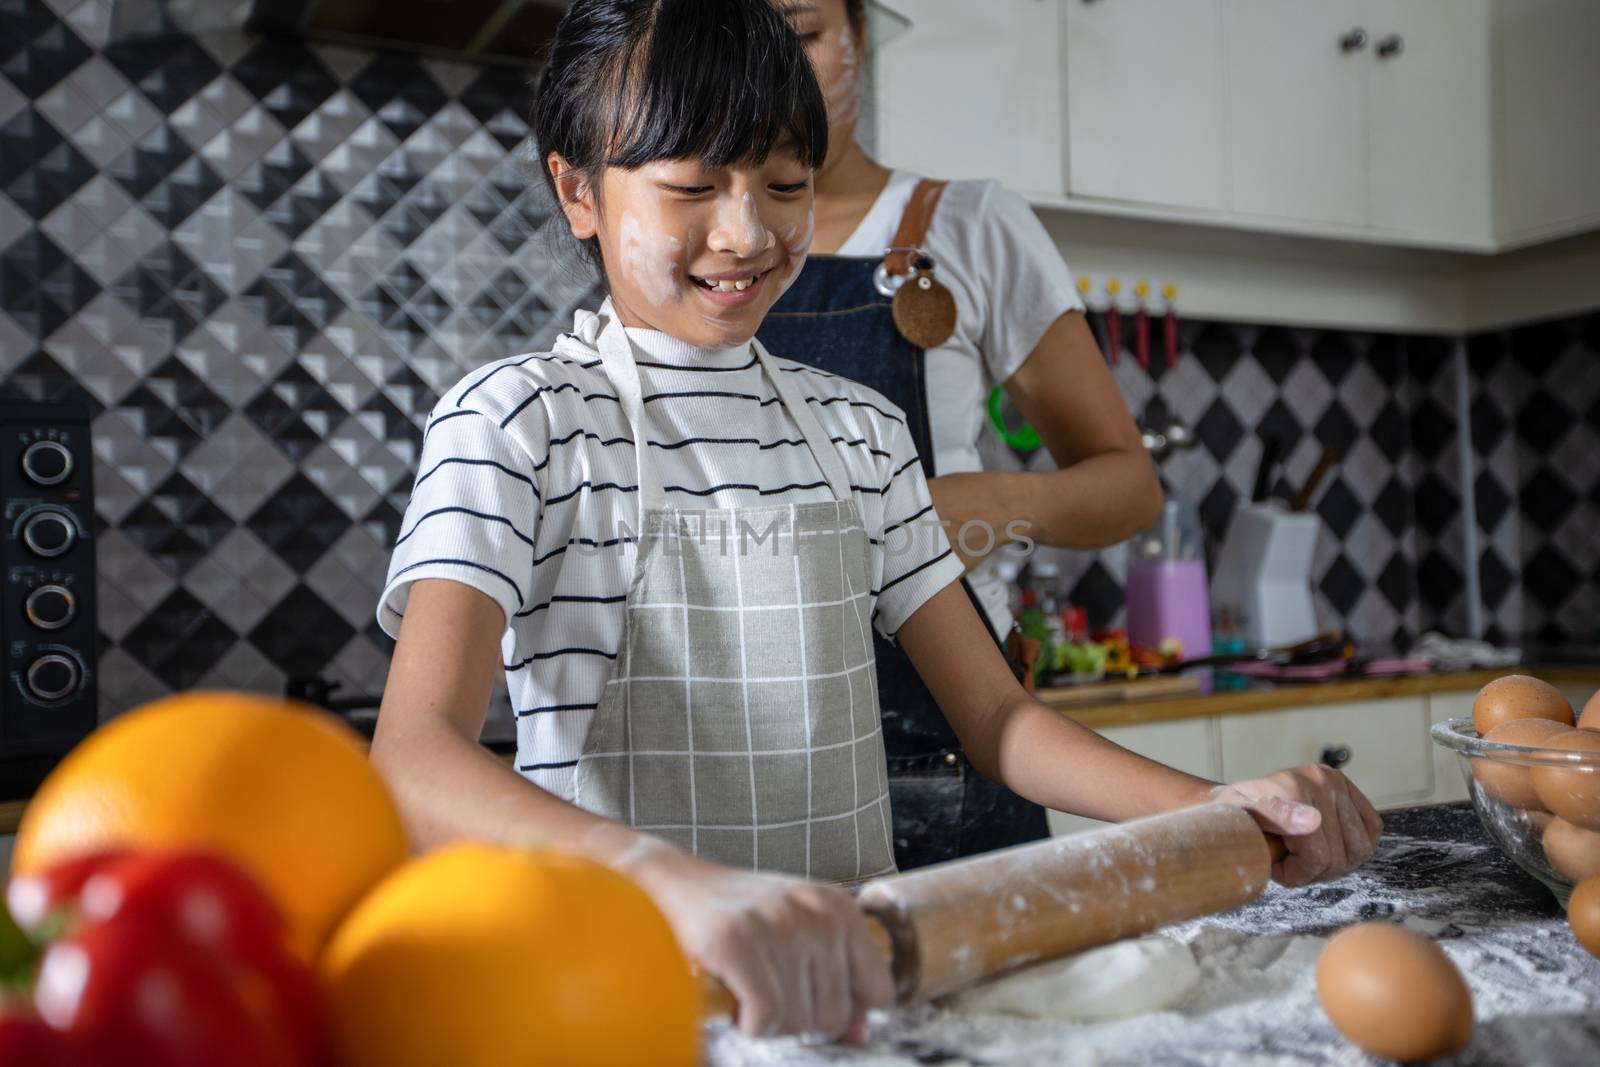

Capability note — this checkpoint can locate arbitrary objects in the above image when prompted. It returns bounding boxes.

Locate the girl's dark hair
[532,0,830,269]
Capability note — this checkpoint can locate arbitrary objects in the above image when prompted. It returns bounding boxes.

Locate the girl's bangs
[604,1,829,171]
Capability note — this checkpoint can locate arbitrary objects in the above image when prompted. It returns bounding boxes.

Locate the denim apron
[757,258,1049,870]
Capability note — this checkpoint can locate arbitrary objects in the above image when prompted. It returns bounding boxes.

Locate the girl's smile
[689,267,775,304]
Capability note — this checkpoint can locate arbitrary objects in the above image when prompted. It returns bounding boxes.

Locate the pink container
[1125,559,1212,663]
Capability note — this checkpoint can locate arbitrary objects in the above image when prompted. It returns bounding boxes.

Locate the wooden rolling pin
[703,802,1281,1016]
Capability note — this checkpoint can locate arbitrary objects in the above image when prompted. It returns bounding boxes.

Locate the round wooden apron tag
[892,271,957,349]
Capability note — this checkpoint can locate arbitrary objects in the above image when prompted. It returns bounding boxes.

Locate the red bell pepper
[5,849,322,1067]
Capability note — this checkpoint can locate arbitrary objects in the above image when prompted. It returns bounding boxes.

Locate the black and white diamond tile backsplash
[1013,323,1431,653]
[1,1,600,720]
[1,1,1596,721]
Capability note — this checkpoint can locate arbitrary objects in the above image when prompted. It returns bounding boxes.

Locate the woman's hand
[1210,767,1383,887]
[628,848,893,1043]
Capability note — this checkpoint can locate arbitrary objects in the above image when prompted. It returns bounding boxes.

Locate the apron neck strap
[593,301,666,510]
[882,178,950,278]
[749,337,854,502]
[593,301,855,515]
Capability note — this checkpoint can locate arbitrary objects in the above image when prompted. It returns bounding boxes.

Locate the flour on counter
[705,807,1600,1066]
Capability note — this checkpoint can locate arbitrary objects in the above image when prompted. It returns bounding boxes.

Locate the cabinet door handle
[1376,34,1404,59]
[1320,745,1353,770]
[1339,28,1368,53]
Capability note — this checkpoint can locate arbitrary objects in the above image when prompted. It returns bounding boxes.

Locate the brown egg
[1472,675,1573,736]
[1473,718,1571,809]
[1570,877,1600,958]
[1316,922,1474,1063]
[1531,730,1600,831]
[1579,690,1600,731]
[1544,817,1600,883]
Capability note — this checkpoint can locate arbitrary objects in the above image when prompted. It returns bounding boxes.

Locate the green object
[1057,642,1109,677]
[0,898,38,996]
[1018,607,1052,685]
[987,386,1042,452]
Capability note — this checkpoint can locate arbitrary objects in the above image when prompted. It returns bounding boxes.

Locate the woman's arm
[929,310,1163,568]
[370,578,893,1041]
[896,582,1383,885]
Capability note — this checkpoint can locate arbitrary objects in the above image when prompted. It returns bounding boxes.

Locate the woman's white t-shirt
[835,171,1084,635]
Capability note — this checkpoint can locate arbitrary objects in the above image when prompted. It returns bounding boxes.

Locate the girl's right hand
[629,848,894,1042]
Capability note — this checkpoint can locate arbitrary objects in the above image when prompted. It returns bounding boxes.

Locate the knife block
[1210,503,1320,648]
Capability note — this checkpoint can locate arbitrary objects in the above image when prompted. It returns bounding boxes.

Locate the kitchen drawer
[1557,683,1595,717]
[1219,699,1433,809]
[1047,717,1220,838]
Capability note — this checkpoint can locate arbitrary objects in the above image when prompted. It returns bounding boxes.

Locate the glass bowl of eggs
[1431,675,1600,908]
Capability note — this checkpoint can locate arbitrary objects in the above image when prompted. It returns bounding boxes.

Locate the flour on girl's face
[619,211,685,307]
[773,206,814,300]
[737,192,776,252]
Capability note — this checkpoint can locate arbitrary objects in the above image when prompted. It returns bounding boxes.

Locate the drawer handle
[1320,745,1353,770]
[1339,27,1368,53]
[1376,34,1404,59]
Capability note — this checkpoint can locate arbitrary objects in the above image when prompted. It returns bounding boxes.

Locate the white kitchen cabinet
[1218,698,1435,809]
[1063,0,1226,212]
[874,0,1065,197]
[1046,717,1219,838]
[1426,692,1474,805]
[1492,0,1600,245]
[1225,0,1370,228]
[875,0,1593,256]
[1227,0,1493,242]
[1556,683,1595,717]
[1367,0,1494,244]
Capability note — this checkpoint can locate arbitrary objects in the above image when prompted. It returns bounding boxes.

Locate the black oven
[2,401,98,796]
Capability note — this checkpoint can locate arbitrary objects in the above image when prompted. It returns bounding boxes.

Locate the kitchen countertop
[4,668,1596,835]
[1040,665,1600,730]
[706,803,1600,1066]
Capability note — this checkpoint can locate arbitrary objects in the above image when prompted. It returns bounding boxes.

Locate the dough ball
[1543,817,1600,883]
[1474,718,1570,810]
[1532,730,1600,831]
[944,936,1200,1023]
[1472,675,1572,736]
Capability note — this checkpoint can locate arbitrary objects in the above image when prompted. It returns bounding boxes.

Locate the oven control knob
[26,654,81,703]
[26,584,76,630]
[21,440,74,486]
[21,510,76,558]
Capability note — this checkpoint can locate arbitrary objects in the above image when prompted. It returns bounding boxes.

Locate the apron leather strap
[883,179,950,278]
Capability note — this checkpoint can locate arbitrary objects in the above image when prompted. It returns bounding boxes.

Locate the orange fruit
[13,690,407,959]
[319,843,698,1067]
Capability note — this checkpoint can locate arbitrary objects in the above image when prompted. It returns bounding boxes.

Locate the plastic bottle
[1032,562,1069,651]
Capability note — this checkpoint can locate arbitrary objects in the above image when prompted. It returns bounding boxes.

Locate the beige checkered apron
[573,305,896,884]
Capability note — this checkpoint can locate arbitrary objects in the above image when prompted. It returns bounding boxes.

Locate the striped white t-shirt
[378,307,965,801]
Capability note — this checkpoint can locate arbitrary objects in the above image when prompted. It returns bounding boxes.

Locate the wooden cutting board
[1035,674,1202,707]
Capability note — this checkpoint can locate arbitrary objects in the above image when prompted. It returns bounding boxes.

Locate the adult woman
[758,0,1163,868]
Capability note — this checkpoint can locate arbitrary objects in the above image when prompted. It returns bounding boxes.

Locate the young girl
[372,0,1382,1043]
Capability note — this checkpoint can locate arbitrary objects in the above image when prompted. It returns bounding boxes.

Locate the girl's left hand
[1209,766,1383,887]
